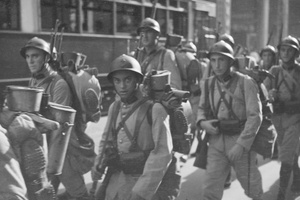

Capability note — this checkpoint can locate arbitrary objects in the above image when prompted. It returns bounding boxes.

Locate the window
[41,0,79,33]
[0,0,19,30]
[116,3,141,35]
[82,1,113,34]
[170,11,187,37]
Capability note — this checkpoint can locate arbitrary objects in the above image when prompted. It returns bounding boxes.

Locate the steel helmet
[107,54,143,82]
[137,18,160,35]
[219,33,235,48]
[277,35,299,52]
[182,42,197,54]
[260,45,276,57]
[20,37,51,58]
[209,40,234,60]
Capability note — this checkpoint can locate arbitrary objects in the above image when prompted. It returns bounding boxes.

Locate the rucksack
[143,95,193,155]
[185,59,205,96]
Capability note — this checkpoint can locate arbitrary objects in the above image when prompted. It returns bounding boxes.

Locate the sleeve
[236,77,263,150]
[163,50,182,90]
[52,78,72,106]
[196,79,211,126]
[94,102,115,166]
[132,103,173,199]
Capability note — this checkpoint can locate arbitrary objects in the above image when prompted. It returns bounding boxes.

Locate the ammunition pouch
[273,101,300,115]
[119,150,150,174]
[219,120,245,136]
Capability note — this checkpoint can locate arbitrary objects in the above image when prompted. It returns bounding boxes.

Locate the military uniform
[28,63,71,106]
[264,63,300,163]
[99,94,175,200]
[197,71,263,199]
[137,46,182,90]
[197,41,263,200]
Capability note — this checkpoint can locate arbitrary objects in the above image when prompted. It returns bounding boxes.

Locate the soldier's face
[210,54,231,77]
[261,51,274,68]
[140,29,159,47]
[112,71,139,101]
[25,47,47,74]
[280,45,297,63]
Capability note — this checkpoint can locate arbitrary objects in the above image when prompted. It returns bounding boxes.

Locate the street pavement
[58,116,300,200]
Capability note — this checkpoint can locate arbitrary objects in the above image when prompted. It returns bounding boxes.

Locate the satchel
[219,120,245,136]
[251,117,277,159]
[68,133,96,175]
[119,151,148,174]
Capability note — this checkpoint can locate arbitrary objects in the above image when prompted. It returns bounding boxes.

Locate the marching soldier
[263,35,300,200]
[21,37,91,200]
[259,45,277,71]
[20,37,72,106]
[92,54,178,200]
[197,41,263,200]
[135,17,182,90]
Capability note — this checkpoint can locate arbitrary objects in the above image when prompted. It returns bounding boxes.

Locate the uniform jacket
[197,71,262,151]
[136,45,182,90]
[28,64,72,106]
[263,63,300,127]
[97,94,173,200]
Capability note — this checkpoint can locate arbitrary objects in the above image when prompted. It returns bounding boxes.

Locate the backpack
[144,98,193,155]
[185,59,205,96]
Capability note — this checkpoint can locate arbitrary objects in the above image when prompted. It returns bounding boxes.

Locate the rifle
[151,0,158,19]
[214,21,221,43]
[49,19,64,70]
[276,22,283,65]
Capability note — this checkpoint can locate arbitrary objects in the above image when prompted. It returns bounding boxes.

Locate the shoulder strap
[114,97,149,135]
[158,48,167,70]
[129,101,153,150]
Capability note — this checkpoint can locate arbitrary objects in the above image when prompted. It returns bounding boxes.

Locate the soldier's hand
[91,165,103,181]
[228,143,244,161]
[200,119,219,135]
[268,89,278,102]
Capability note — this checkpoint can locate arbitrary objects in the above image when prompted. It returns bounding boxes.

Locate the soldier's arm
[132,103,172,199]
[236,77,262,150]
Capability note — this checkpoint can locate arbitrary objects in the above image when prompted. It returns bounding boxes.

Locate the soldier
[197,41,263,200]
[135,18,187,174]
[263,35,300,200]
[0,125,28,200]
[259,45,277,71]
[171,42,206,137]
[92,54,178,200]
[20,37,72,106]
[20,37,90,200]
[135,17,182,90]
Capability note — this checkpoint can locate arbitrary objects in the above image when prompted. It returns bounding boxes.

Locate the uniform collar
[32,63,53,80]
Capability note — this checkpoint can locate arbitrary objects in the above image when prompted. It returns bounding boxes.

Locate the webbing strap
[278,70,296,98]
[113,98,149,136]
[210,76,238,119]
